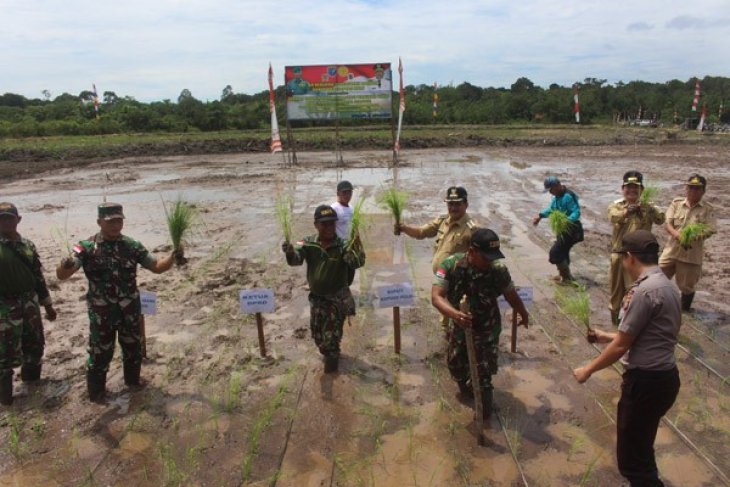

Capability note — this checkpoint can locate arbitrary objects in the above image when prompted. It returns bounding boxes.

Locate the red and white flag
[394,58,405,154]
[691,79,701,112]
[268,64,282,154]
[573,84,580,123]
[432,82,439,118]
[697,102,707,133]
[92,83,100,118]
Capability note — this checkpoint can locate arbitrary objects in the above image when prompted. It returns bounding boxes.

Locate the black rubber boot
[20,363,42,382]
[323,355,339,374]
[557,262,575,284]
[87,371,107,403]
[0,371,13,406]
[457,380,474,398]
[481,388,494,420]
[681,293,695,312]
[123,362,141,387]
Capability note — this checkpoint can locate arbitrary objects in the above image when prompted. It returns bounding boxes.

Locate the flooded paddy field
[0,145,727,486]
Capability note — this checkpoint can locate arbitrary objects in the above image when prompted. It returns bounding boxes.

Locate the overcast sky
[2,0,728,101]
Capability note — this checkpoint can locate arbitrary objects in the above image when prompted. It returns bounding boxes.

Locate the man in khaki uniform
[397,186,478,272]
[659,174,716,311]
[607,171,665,325]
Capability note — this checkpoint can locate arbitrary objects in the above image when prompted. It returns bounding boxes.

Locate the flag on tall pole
[268,63,283,154]
[92,83,100,118]
[572,83,580,123]
[719,101,724,118]
[691,79,701,112]
[394,58,405,154]
[432,82,439,118]
[697,102,707,133]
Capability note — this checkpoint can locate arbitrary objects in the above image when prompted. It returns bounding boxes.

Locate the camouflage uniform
[286,235,365,357]
[69,233,155,374]
[0,235,51,379]
[434,253,514,392]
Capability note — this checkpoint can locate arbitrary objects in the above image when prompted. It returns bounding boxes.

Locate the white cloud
[1,0,728,101]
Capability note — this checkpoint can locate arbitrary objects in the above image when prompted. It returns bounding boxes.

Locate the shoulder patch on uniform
[435,267,447,279]
[466,219,476,229]
[622,287,636,311]
[671,197,684,202]
[613,198,624,204]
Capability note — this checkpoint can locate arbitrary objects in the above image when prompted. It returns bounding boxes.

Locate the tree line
[1,76,728,138]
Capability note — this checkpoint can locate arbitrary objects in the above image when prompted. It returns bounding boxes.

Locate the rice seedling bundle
[678,223,711,248]
[163,198,196,265]
[556,285,591,330]
[639,185,658,205]
[548,210,573,238]
[275,194,293,244]
[377,187,408,228]
[347,197,367,250]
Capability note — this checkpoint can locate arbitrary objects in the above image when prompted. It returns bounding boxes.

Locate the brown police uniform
[412,214,478,272]
[607,199,665,323]
[659,197,716,295]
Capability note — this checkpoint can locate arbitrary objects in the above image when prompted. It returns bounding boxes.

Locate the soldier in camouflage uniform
[283,205,365,373]
[431,228,529,417]
[56,203,176,402]
[0,202,57,405]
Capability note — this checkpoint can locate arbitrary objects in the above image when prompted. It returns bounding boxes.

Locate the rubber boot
[87,371,107,403]
[481,388,494,420]
[681,293,695,312]
[20,363,41,383]
[0,371,13,406]
[557,262,575,284]
[457,380,474,398]
[323,355,339,374]
[123,362,141,387]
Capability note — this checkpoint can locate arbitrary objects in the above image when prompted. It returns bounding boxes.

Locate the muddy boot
[481,388,493,420]
[457,380,474,399]
[323,355,339,374]
[0,371,13,406]
[681,293,695,312]
[87,371,107,403]
[20,363,41,383]
[557,262,575,284]
[124,362,142,387]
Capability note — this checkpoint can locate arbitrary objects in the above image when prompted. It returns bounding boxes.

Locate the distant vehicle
[632,119,659,128]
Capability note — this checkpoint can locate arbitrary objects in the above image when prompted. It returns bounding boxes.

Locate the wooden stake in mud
[393,306,401,354]
[461,294,485,446]
[139,315,147,359]
[255,312,267,357]
[511,310,518,353]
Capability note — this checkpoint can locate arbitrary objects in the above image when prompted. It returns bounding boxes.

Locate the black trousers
[617,367,680,487]
[548,221,583,265]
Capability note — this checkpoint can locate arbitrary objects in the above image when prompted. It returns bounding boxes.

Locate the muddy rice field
[0,144,728,486]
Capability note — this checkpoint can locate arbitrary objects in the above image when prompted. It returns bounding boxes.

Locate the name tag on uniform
[140,291,157,315]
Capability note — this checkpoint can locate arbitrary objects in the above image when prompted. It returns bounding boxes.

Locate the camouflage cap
[314,205,338,222]
[98,203,125,220]
[0,202,19,217]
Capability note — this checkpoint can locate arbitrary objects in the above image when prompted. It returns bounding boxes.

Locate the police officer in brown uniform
[659,174,716,311]
[607,171,665,325]
[574,230,681,487]
[397,186,478,273]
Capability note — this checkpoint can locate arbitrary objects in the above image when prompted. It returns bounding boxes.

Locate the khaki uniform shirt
[619,267,681,371]
[607,199,665,251]
[661,198,716,265]
[413,214,477,271]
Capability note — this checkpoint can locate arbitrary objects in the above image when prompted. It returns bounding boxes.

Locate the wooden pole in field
[461,295,485,446]
[511,310,518,353]
[393,306,401,354]
[255,312,267,357]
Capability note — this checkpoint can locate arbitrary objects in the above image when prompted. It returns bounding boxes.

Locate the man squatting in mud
[0,202,58,405]
[56,203,177,402]
[283,205,365,373]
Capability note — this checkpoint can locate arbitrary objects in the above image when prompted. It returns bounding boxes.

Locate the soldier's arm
[28,242,52,307]
[344,237,366,270]
[503,289,529,328]
[284,240,305,266]
[146,253,175,274]
[56,246,83,281]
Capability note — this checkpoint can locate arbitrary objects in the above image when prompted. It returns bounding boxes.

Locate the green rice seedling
[377,187,408,234]
[679,223,711,248]
[275,193,293,244]
[639,184,658,205]
[347,196,367,250]
[162,197,197,266]
[548,210,573,238]
[557,285,592,331]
